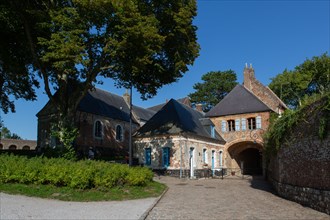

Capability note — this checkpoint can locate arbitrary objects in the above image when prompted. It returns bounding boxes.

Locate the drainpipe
[180,137,182,179]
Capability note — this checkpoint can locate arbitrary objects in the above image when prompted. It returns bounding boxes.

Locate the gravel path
[146,176,330,220]
[0,192,157,220]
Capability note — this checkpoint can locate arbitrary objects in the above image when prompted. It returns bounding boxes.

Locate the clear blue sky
[1,0,329,140]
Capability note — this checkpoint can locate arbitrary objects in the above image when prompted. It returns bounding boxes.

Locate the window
[256,116,262,129]
[248,118,256,130]
[203,149,208,164]
[210,125,215,138]
[116,125,123,141]
[162,147,170,167]
[145,148,151,165]
[241,118,246,131]
[227,120,235,131]
[219,151,223,167]
[235,119,240,131]
[221,120,227,132]
[94,120,103,138]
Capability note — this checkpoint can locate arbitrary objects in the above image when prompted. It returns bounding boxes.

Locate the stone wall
[0,139,37,150]
[268,96,330,214]
[134,134,224,177]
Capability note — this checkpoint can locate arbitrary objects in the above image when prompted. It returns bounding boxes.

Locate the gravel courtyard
[146,176,329,219]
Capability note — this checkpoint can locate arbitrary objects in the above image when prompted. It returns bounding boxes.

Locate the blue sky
[1,0,329,140]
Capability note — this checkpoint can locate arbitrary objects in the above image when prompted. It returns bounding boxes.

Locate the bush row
[0,154,153,190]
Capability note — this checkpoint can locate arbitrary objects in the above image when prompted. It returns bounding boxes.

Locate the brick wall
[243,66,286,114]
[268,97,330,214]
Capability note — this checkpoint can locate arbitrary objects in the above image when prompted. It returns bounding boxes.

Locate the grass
[0,181,167,202]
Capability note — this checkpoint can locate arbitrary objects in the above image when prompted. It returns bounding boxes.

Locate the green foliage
[0,154,154,190]
[1,0,199,153]
[51,126,78,160]
[0,125,22,139]
[264,93,330,159]
[189,70,238,111]
[269,53,330,109]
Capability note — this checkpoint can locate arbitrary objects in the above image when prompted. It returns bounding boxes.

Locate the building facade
[206,65,287,176]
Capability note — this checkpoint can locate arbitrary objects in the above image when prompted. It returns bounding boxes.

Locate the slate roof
[206,84,271,117]
[77,88,134,123]
[135,99,225,143]
[37,88,155,125]
[132,105,156,123]
[148,97,191,112]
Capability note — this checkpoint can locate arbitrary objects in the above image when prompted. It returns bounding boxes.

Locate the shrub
[0,154,154,190]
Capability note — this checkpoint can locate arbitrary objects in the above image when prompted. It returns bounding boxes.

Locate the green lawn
[0,181,167,201]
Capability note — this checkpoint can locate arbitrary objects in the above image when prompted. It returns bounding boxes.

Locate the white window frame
[203,148,208,164]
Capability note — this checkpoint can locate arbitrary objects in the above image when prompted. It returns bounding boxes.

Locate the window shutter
[256,116,262,129]
[235,119,240,131]
[221,120,227,132]
[145,148,151,165]
[241,118,246,131]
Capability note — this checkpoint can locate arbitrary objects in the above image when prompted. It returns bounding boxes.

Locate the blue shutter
[235,119,240,131]
[163,147,170,167]
[221,120,227,132]
[256,116,262,129]
[145,148,151,165]
[241,118,246,131]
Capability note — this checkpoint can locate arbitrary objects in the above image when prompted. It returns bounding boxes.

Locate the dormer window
[227,120,235,131]
[210,125,215,138]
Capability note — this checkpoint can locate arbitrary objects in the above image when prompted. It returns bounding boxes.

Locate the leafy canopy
[1,0,199,154]
[189,70,238,111]
[269,53,330,109]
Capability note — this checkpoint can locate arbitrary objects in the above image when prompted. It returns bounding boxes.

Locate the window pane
[95,121,102,137]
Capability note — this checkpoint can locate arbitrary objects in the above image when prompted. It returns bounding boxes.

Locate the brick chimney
[243,63,255,90]
[123,89,130,105]
[195,103,203,112]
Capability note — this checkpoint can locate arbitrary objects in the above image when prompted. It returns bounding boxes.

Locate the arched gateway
[226,141,263,175]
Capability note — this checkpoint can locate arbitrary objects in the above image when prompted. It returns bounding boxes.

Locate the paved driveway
[146,176,329,220]
[0,192,157,220]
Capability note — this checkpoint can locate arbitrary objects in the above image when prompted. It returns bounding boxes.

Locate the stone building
[37,88,155,159]
[205,65,287,175]
[134,99,225,178]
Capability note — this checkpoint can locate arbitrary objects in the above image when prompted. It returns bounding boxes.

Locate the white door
[190,148,194,178]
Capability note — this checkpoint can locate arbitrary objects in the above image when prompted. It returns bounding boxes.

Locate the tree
[189,70,238,111]
[0,125,22,139]
[0,1,39,113]
[269,53,330,109]
[1,0,199,156]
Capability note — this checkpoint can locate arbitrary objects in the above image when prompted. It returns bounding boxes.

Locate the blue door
[162,147,170,167]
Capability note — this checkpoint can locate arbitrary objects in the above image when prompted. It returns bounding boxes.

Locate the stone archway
[225,141,263,175]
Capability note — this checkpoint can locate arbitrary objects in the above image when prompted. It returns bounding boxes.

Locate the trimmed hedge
[0,154,153,190]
